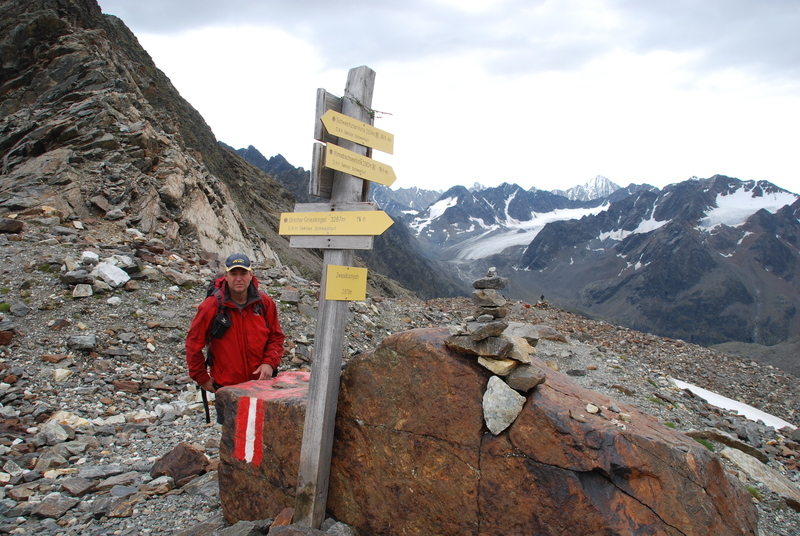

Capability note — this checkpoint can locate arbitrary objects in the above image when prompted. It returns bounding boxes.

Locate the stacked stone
[471,267,509,319]
[445,268,548,434]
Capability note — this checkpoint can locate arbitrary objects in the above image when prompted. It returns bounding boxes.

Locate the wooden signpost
[278,66,395,528]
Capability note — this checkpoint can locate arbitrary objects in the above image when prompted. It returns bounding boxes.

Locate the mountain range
[374,174,799,370]
[239,145,799,372]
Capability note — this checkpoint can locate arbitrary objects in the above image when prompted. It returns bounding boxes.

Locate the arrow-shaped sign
[279,210,394,236]
[325,144,396,187]
[320,110,394,154]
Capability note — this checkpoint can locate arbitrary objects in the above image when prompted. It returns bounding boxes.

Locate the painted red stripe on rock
[234,396,265,465]
[233,396,251,462]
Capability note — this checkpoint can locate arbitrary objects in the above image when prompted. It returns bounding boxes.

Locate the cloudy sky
[96,0,799,194]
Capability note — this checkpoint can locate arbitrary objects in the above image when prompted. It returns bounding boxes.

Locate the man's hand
[200,380,215,392]
[253,364,274,380]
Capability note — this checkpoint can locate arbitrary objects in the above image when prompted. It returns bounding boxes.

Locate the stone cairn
[445,268,547,434]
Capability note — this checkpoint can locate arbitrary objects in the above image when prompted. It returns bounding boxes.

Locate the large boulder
[218,328,758,535]
[218,371,310,520]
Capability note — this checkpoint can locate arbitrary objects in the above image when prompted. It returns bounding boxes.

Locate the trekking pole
[201,389,211,424]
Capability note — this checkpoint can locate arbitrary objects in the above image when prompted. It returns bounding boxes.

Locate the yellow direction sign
[320,110,394,154]
[279,210,394,236]
[325,144,396,187]
[325,265,367,301]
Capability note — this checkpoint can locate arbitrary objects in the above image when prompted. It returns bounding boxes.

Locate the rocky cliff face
[0,0,319,276]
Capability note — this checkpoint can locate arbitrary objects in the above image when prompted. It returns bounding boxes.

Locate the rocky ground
[0,213,798,535]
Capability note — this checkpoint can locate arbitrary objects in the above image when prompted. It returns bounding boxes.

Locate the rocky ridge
[0,217,797,534]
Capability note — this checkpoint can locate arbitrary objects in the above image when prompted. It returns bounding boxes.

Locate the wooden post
[294,66,376,528]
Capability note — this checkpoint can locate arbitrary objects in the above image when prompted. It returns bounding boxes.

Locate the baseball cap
[224,253,252,271]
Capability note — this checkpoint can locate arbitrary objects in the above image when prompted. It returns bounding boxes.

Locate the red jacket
[185,276,285,387]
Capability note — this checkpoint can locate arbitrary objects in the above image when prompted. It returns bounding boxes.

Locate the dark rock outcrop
[0,0,321,276]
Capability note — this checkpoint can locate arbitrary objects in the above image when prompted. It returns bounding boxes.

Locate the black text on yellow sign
[324,144,396,187]
[279,210,394,236]
[320,110,394,154]
[325,265,368,301]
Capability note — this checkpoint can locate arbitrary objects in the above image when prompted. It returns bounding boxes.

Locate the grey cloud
[610,0,800,82]
[97,0,800,83]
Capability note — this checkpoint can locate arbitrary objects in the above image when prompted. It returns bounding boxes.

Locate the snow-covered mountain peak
[558,175,622,201]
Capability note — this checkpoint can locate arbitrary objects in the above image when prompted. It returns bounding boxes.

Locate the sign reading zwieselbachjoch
[278,66,394,529]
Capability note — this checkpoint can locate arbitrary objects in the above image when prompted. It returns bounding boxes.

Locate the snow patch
[452,204,609,260]
[598,216,668,242]
[737,231,753,245]
[410,196,460,233]
[670,378,796,430]
[428,196,458,220]
[698,188,797,230]
[599,229,632,242]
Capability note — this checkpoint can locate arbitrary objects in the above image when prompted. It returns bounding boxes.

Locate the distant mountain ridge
[517,177,799,345]
[232,149,797,373]
[227,145,799,361]
[371,173,800,371]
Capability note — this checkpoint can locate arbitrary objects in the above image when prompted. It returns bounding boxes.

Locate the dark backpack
[204,279,230,367]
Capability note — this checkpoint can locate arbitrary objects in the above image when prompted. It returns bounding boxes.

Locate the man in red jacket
[185,253,285,423]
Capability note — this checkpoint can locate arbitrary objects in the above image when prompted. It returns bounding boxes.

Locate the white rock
[72,284,93,298]
[62,257,79,272]
[170,400,189,416]
[92,415,126,426]
[155,404,177,421]
[38,421,69,445]
[53,368,73,382]
[81,251,99,263]
[482,375,526,435]
[107,296,122,306]
[126,409,156,424]
[94,262,130,287]
[48,411,92,429]
[107,254,137,271]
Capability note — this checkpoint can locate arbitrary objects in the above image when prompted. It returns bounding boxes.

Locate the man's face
[225,267,252,294]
